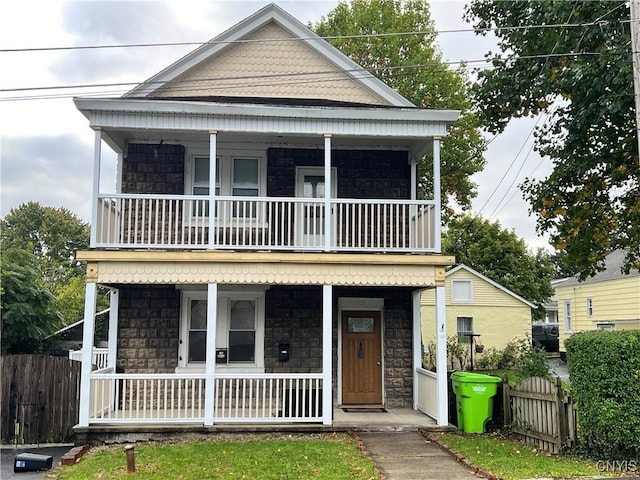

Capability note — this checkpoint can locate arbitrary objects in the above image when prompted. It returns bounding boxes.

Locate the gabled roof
[125,3,414,108]
[447,264,536,308]
[557,249,640,288]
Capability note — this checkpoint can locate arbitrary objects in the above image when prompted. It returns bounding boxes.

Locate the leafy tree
[1,201,90,288]
[443,215,555,319]
[314,0,487,216]
[1,248,64,354]
[464,0,640,279]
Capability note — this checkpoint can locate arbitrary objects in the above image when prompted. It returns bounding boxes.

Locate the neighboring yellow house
[556,250,640,352]
[421,264,535,351]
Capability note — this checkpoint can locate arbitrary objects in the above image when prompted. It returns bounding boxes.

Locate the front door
[341,310,383,405]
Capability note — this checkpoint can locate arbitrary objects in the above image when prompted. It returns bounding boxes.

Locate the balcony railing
[95,194,437,252]
[88,371,323,424]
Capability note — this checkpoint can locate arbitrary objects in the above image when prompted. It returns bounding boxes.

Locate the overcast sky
[0,0,553,250]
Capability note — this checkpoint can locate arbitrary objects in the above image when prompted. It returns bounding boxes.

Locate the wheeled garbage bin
[450,372,501,433]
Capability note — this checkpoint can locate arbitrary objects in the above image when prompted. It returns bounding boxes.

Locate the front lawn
[52,433,378,480]
[430,432,612,480]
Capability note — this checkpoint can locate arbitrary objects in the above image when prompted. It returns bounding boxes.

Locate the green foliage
[1,248,64,354]
[464,0,640,279]
[423,336,470,371]
[1,201,90,288]
[443,215,555,319]
[566,330,640,460]
[314,0,487,216]
[475,337,550,382]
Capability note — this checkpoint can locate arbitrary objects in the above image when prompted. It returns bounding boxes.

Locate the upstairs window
[451,280,473,303]
[564,300,572,332]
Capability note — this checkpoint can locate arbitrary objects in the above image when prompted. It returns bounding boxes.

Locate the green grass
[430,432,611,480]
[51,433,378,480]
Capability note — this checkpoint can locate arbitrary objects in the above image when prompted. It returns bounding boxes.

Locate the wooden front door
[341,310,383,405]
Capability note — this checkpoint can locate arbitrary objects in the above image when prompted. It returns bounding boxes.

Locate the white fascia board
[75,97,460,125]
[448,264,537,309]
[125,4,415,108]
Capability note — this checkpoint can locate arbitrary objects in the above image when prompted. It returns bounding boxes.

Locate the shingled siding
[117,285,180,373]
[267,148,410,198]
[123,143,184,194]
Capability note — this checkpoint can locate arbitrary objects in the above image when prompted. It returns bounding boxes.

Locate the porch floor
[75,408,449,444]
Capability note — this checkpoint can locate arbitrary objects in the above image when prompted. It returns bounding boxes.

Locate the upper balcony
[95,193,436,252]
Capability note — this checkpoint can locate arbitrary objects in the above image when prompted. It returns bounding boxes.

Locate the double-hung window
[178,288,266,372]
[187,151,263,221]
[563,300,572,332]
[457,317,473,342]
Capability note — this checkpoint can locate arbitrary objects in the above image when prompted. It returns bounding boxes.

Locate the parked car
[532,323,559,352]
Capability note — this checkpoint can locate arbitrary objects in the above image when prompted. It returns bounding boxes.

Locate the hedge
[565,330,640,460]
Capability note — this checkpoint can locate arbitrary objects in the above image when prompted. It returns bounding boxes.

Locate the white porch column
[432,137,442,252]
[435,286,448,426]
[412,290,422,410]
[107,289,119,369]
[323,134,332,252]
[204,283,218,425]
[322,284,333,425]
[89,128,102,248]
[78,282,98,427]
[208,131,217,249]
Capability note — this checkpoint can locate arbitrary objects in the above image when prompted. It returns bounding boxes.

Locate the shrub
[422,336,470,371]
[566,330,640,460]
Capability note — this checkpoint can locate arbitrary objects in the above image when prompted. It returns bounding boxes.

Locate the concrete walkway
[357,431,479,480]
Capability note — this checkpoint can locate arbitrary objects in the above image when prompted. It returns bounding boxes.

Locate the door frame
[337,297,385,406]
[294,166,337,247]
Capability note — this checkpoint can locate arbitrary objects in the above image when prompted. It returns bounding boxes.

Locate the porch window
[451,280,473,303]
[178,288,266,372]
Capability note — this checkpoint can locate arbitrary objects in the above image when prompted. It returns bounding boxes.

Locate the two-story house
[74,4,457,440]
[556,249,640,353]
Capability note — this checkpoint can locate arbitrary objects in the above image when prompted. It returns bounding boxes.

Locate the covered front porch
[76,257,451,433]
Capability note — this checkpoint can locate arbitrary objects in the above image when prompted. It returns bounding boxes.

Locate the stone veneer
[117,285,180,373]
[116,284,414,407]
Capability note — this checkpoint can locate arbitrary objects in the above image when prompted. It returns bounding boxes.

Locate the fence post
[502,376,511,428]
[556,376,567,452]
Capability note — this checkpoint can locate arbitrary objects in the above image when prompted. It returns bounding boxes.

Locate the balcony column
[208,131,218,249]
[322,284,333,425]
[78,282,98,427]
[323,134,332,252]
[412,290,421,410]
[89,128,102,248]
[432,137,442,252]
[107,289,119,369]
[435,285,448,426]
[204,283,218,425]
[410,155,418,248]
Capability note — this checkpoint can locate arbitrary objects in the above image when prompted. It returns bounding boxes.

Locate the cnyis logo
[472,385,487,394]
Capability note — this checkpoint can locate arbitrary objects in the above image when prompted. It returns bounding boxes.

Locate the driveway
[548,356,570,381]
[1,445,71,480]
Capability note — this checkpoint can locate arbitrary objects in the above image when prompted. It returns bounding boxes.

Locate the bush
[475,336,550,381]
[566,330,640,460]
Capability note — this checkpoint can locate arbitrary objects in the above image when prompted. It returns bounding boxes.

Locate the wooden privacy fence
[503,376,577,454]
[1,355,81,444]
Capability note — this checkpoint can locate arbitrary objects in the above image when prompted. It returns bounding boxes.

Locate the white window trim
[563,299,572,333]
[177,287,266,374]
[185,147,267,226]
[451,279,473,304]
[586,297,593,317]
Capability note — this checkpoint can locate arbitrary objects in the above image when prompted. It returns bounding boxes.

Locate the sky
[0,0,553,250]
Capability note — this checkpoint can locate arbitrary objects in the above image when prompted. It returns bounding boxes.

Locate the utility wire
[0,18,631,54]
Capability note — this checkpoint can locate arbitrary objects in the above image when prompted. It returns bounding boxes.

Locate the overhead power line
[0,18,630,54]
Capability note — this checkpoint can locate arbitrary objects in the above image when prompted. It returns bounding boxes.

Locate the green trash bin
[450,372,501,433]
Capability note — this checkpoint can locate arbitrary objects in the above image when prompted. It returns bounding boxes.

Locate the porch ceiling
[77,250,452,288]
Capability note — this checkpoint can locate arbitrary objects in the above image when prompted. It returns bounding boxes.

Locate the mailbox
[14,453,53,472]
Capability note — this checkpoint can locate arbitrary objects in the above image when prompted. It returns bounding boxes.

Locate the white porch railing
[95,194,436,252]
[88,372,323,424]
[416,368,438,420]
[70,347,109,370]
